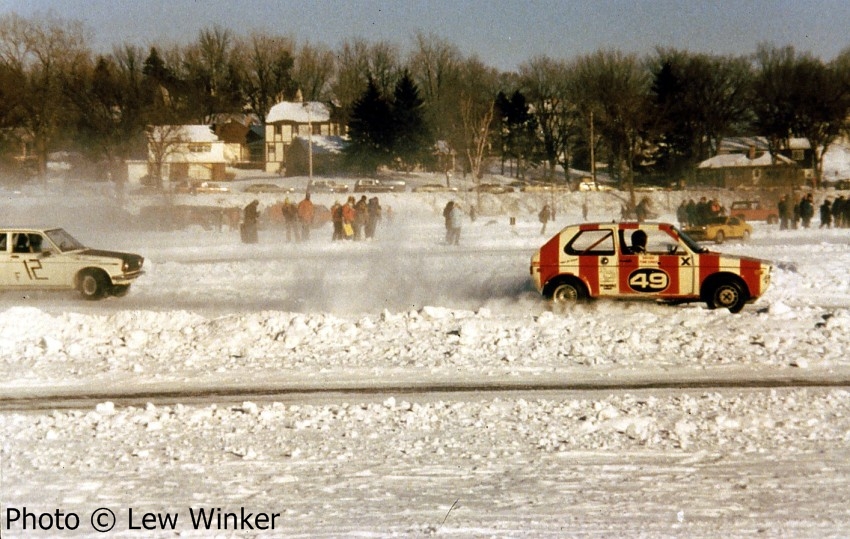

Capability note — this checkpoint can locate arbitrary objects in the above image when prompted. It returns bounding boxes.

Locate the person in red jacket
[341,196,356,240]
[297,193,315,241]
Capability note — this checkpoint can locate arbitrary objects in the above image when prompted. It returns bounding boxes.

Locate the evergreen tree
[391,70,431,170]
[344,78,393,173]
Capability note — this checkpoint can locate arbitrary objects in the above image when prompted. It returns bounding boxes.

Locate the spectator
[297,193,315,241]
[241,199,260,244]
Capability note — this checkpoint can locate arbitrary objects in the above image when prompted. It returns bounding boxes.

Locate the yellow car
[684,216,752,244]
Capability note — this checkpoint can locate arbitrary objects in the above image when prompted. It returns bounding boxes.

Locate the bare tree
[519,55,577,182]
[332,38,401,125]
[293,41,334,102]
[0,12,90,180]
[237,31,297,122]
[460,95,495,181]
[408,32,462,142]
[570,50,650,205]
[146,124,188,188]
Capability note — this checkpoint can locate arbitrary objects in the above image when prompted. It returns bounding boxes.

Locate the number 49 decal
[628,268,669,293]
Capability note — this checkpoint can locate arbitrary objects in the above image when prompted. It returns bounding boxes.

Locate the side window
[621,229,678,255]
[565,229,615,256]
[28,233,44,253]
[0,233,6,252]
[12,233,29,253]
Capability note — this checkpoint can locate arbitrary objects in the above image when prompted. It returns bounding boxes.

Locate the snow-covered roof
[698,151,796,169]
[720,136,810,153]
[266,101,330,124]
[150,125,219,143]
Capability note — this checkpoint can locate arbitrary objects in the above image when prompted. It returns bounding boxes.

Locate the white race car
[0,227,144,300]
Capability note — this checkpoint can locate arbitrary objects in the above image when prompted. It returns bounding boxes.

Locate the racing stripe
[579,257,600,296]
[699,253,720,287]
[659,255,680,296]
[740,258,762,297]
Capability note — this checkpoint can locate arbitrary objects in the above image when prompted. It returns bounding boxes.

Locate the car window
[12,233,29,253]
[565,229,615,256]
[728,217,741,226]
[0,233,5,252]
[621,229,679,255]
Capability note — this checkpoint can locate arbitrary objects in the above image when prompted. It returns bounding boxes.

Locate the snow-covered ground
[2,176,850,537]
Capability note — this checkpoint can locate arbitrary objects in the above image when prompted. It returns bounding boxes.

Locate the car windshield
[673,226,708,253]
[45,228,86,252]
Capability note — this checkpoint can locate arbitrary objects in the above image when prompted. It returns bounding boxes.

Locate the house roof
[698,151,796,169]
[720,136,810,153]
[150,125,220,143]
[266,101,330,124]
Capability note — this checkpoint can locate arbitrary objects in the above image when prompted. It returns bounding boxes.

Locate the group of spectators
[816,195,850,229]
[676,197,726,227]
[777,193,850,230]
[242,193,383,244]
[330,195,382,241]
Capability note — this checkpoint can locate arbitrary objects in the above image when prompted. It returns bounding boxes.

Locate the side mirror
[39,250,52,258]
[666,243,679,254]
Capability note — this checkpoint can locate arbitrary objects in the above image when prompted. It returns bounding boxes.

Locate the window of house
[188,143,211,153]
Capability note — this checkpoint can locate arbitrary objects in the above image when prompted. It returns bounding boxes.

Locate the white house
[264,100,342,174]
[147,125,230,184]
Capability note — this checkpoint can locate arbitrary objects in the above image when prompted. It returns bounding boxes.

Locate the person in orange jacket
[297,193,315,241]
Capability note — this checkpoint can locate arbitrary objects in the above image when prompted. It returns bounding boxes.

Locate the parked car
[684,216,752,244]
[730,200,779,224]
[0,227,144,299]
[468,183,514,194]
[354,179,406,193]
[412,183,458,193]
[243,183,295,194]
[530,221,771,313]
[174,181,230,194]
[521,182,571,193]
[307,180,349,193]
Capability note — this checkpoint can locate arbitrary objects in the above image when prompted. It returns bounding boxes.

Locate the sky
[4,0,850,71]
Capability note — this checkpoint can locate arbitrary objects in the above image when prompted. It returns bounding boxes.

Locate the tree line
[1,12,850,190]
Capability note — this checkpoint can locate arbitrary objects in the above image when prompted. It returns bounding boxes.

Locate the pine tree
[344,78,393,173]
[391,70,431,170]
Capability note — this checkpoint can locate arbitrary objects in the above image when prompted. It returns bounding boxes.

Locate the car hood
[80,249,144,270]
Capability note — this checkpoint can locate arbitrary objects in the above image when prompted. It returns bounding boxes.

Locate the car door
[6,232,65,288]
[618,227,694,299]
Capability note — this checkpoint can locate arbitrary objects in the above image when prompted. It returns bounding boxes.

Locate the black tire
[715,230,725,244]
[546,278,588,305]
[706,279,747,313]
[742,230,751,241]
[78,270,108,300]
[111,284,131,297]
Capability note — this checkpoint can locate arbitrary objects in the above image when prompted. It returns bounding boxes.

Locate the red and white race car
[530,222,771,313]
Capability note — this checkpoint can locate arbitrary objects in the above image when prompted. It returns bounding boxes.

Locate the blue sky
[4,0,849,70]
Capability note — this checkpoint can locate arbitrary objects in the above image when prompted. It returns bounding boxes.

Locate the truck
[730,200,779,224]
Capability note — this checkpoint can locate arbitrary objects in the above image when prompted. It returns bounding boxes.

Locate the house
[147,125,229,184]
[719,136,814,180]
[696,148,806,189]
[211,114,264,168]
[264,100,343,174]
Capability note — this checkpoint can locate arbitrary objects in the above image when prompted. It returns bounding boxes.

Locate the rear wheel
[78,270,108,300]
[706,279,747,313]
[714,230,725,244]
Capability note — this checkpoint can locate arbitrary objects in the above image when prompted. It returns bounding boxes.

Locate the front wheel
[546,279,588,305]
[742,230,751,241]
[706,280,747,313]
[78,270,108,300]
